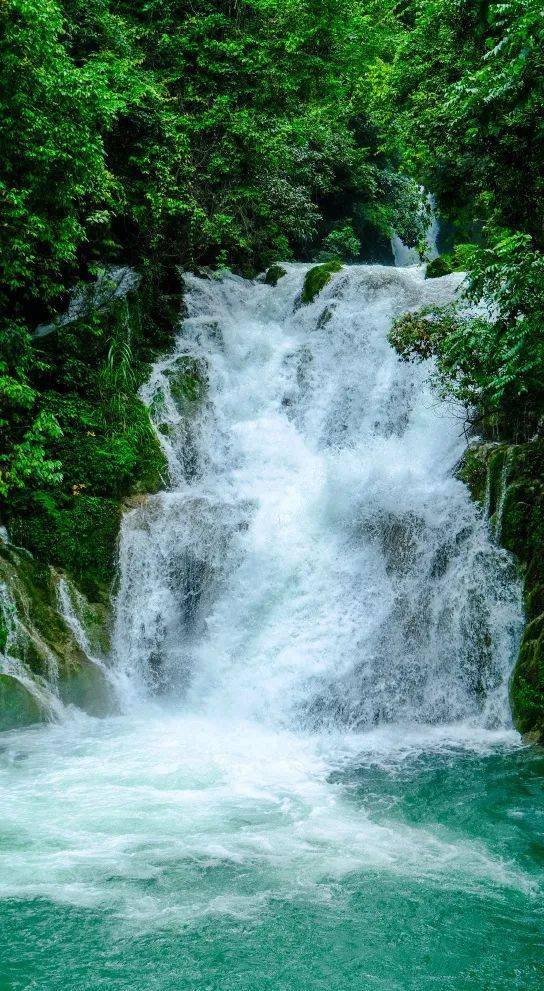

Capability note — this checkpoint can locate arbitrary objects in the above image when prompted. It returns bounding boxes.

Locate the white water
[115,264,521,729]
[0,263,527,923]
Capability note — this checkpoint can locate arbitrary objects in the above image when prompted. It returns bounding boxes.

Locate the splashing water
[115,264,521,727]
[1,265,541,991]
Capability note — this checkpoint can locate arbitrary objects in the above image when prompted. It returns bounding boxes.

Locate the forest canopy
[1,0,543,523]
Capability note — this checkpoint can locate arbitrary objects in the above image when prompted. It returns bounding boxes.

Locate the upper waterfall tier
[112,264,522,729]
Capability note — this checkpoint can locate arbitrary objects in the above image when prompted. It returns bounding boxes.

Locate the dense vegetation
[1,0,421,584]
[1,0,544,729]
[381,0,544,436]
[1,0,428,584]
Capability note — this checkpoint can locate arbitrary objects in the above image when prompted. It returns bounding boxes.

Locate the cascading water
[1,265,541,991]
[114,264,521,728]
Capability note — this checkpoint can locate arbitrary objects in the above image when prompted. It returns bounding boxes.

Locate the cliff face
[0,540,112,730]
[459,440,544,741]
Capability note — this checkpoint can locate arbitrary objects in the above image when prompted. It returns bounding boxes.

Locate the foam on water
[0,712,535,926]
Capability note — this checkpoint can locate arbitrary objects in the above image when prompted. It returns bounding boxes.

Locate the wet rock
[459,438,544,741]
[301,261,343,305]
[0,542,112,730]
[264,264,287,286]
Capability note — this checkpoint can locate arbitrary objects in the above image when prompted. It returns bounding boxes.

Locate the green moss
[58,662,112,716]
[465,438,544,739]
[525,584,544,620]
[265,264,287,286]
[0,609,7,654]
[426,246,472,279]
[456,446,490,504]
[426,255,454,279]
[128,414,168,495]
[8,496,122,598]
[39,394,167,500]
[499,481,535,555]
[0,541,113,728]
[165,356,207,412]
[301,261,343,305]
[0,675,44,732]
[511,627,544,739]
[1,544,79,679]
[486,447,509,518]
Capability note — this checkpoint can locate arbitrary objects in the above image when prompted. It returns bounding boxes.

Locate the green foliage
[391,230,544,432]
[389,310,442,363]
[374,0,544,242]
[1,0,411,334]
[316,224,360,262]
[425,256,454,279]
[375,0,544,450]
[9,495,122,595]
[1,278,167,590]
[0,411,63,498]
[424,245,477,279]
[1,0,423,553]
[301,261,343,305]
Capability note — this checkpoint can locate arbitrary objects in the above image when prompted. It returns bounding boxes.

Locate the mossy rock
[164,355,207,412]
[0,674,44,732]
[1,544,81,680]
[130,424,168,495]
[426,245,474,280]
[301,261,343,305]
[464,438,544,740]
[58,661,112,716]
[316,305,335,330]
[0,605,8,654]
[8,495,122,598]
[0,544,110,666]
[0,542,113,728]
[456,445,493,504]
[525,584,544,622]
[510,623,544,740]
[265,264,287,287]
[425,255,454,279]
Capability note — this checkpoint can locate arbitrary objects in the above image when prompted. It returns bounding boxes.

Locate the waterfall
[392,192,440,266]
[112,263,522,730]
[2,265,537,966]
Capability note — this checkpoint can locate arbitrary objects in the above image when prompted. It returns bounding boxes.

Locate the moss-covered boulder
[0,674,44,729]
[426,244,474,280]
[456,444,492,505]
[301,261,343,305]
[164,356,207,413]
[265,264,287,286]
[426,255,454,279]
